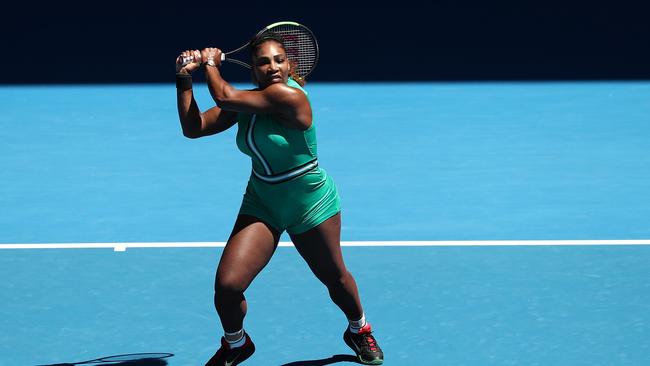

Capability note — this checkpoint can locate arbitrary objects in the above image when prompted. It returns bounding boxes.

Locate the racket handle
[180,53,226,67]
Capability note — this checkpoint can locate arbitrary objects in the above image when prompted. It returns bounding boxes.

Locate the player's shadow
[38,362,166,366]
[279,354,361,365]
[36,354,171,366]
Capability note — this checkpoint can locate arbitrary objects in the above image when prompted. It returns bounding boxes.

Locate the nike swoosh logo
[349,339,361,352]
[225,353,241,366]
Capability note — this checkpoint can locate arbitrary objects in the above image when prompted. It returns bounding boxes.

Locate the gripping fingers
[200,48,223,67]
[177,49,225,68]
[176,50,202,73]
[184,50,200,65]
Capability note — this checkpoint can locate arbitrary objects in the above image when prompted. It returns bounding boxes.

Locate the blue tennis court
[1,82,649,365]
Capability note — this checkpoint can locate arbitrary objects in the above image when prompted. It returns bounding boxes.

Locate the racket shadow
[279,354,361,366]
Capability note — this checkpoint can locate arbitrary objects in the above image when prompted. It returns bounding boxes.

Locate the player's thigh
[216,214,281,292]
[289,213,347,283]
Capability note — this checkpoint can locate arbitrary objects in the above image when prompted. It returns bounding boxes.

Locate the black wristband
[175,73,192,90]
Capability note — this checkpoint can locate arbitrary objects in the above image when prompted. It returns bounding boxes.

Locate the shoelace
[358,331,379,352]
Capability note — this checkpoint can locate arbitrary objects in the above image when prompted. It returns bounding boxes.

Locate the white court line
[0,240,649,251]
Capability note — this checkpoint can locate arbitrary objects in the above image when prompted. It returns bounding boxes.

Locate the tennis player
[175,32,384,366]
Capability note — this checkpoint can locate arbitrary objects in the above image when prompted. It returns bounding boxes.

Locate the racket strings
[269,25,318,78]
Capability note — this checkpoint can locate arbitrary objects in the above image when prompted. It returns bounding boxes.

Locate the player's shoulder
[265,82,307,102]
[265,82,295,92]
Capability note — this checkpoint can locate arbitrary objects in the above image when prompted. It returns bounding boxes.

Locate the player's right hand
[176,50,201,74]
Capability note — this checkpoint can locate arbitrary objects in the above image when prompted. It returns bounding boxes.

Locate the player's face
[252,41,289,87]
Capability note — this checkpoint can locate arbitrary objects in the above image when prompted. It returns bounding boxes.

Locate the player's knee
[215,273,246,295]
[322,269,352,290]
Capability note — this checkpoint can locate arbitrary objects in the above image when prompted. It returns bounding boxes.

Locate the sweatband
[175,73,192,90]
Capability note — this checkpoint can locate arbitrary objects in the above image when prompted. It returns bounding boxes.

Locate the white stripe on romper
[246,114,273,175]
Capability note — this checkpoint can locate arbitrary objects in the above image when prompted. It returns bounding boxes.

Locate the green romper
[235,78,341,234]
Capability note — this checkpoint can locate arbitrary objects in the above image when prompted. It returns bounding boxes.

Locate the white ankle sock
[348,313,367,333]
[224,329,246,348]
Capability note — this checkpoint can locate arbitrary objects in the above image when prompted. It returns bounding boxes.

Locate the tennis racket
[180,21,319,79]
[37,352,173,365]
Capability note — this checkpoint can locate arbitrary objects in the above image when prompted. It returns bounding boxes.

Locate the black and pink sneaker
[204,333,255,366]
[343,323,384,365]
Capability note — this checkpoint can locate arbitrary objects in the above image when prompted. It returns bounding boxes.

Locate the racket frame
[180,21,319,77]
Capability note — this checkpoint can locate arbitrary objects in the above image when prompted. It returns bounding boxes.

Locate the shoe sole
[356,355,384,365]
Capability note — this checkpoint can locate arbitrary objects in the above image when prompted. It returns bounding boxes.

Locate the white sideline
[1,240,649,251]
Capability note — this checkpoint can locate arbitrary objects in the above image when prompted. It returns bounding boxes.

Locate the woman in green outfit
[175,32,383,366]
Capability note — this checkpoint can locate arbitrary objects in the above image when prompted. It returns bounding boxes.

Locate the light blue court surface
[1,82,650,365]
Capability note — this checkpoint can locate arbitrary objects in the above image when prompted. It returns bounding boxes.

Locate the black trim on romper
[252,158,319,185]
